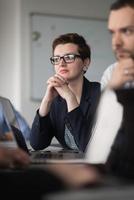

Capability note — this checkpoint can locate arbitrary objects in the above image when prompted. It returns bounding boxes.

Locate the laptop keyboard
[30,150,84,164]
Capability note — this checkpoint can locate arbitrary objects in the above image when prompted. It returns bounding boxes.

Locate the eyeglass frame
[50,53,82,65]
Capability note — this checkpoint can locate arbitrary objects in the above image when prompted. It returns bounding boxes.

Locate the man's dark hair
[110,0,134,11]
[52,33,91,61]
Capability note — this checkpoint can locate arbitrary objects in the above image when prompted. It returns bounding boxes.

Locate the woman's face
[53,43,88,82]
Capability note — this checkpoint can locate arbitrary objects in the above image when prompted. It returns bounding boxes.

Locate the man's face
[108,6,134,61]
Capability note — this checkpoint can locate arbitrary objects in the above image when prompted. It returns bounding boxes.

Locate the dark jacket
[106,88,134,179]
[30,77,100,152]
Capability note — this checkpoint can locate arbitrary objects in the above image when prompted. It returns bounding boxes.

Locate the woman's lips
[59,70,68,74]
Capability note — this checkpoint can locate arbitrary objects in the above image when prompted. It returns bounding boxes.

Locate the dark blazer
[106,88,134,178]
[30,77,100,152]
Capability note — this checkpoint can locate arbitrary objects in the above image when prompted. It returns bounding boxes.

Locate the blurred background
[0,0,115,127]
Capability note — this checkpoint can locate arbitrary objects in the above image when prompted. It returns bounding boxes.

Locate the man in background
[101,0,134,89]
[99,0,134,178]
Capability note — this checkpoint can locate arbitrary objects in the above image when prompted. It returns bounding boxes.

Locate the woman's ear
[83,66,88,72]
[83,58,90,73]
[85,58,90,66]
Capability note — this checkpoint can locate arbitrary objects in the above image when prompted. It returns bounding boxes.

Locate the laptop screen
[0,96,20,148]
[0,97,30,153]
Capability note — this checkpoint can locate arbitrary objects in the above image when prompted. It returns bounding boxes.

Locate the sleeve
[30,110,54,150]
[100,63,117,90]
[106,127,134,179]
[106,89,134,179]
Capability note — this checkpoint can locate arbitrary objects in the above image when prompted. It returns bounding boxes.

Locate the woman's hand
[54,74,79,112]
[39,74,67,116]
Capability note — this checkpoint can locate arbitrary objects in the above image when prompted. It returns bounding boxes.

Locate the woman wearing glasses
[30,33,100,152]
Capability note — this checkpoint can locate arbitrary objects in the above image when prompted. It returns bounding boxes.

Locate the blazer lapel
[80,77,91,117]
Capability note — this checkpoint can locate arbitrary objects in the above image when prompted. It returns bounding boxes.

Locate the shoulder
[84,78,101,100]
[84,77,100,86]
[89,82,101,93]
[84,77,100,89]
[103,62,117,75]
[90,81,100,87]
[101,62,117,90]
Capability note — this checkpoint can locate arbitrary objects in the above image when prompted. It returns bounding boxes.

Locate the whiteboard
[31,14,115,101]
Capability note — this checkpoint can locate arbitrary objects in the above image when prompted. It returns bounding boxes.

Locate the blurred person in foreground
[99,0,134,178]
[0,145,100,200]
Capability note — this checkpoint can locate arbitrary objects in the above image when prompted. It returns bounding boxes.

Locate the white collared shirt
[101,62,117,90]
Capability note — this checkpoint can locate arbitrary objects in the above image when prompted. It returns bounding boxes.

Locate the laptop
[0,96,84,164]
[0,90,123,165]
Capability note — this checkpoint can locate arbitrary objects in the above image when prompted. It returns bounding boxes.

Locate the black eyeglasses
[50,54,82,65]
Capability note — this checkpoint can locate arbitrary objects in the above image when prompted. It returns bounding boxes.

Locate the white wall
[0,0,21,108]
[0,0,115,126]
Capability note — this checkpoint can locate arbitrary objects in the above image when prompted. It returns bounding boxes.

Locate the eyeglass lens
[50,54,81,65]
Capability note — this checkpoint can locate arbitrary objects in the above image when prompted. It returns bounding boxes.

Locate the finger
[55,74,69,84]
[123,68,134,76]
[47,77,61,86]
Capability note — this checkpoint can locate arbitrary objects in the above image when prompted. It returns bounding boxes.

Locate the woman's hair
[52,33,91,61]
[110,0,134,11]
